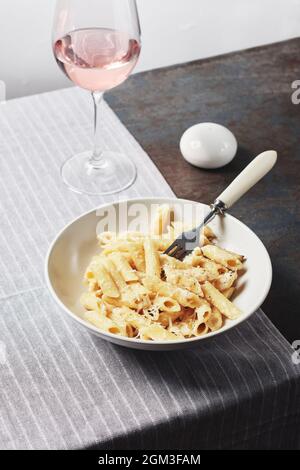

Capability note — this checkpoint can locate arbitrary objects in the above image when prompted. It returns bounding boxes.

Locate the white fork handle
[217,150,277,209]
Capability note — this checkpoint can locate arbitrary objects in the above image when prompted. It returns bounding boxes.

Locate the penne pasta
[164,267,203,296]
[153,296,181,313]
[97,231,117,246]
[204,226,215,240]
[198,257,227,278]
[151,204,172,236]
[81,205,245,341]
[80,292,102,312]
[222,287,235,299]
[144,238,161,277]
[202,281,241,320]
[158,311,183,327]
[160,254,190,270]
[142,276,201,309]
[154,238,174,252]
[193,321,209,336]
[140,324,179,341]
[101,257,127,291]
[206,307,223,332]
[94,264,120,298]
[213,270,238,292]
[84,309,126,336]
[102,295,123,309]
[109,252,139,282]
[195,299,212,323]
[118,307,151,331]
[125,283,151,310]
[184,247,204,267]
[201,235,211,246]
[165,265,207,284]
[202,245,244,271]
[128,244,146,272]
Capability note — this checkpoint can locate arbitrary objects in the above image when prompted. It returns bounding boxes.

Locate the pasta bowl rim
[45,197,273,350]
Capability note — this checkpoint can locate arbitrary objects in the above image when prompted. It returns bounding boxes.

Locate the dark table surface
[106,38,300,343]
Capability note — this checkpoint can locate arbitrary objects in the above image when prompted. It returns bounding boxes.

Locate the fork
[164,150,277,260]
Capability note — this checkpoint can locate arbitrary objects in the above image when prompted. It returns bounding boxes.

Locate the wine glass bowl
[52,0,141,195]
[53,29,141,92]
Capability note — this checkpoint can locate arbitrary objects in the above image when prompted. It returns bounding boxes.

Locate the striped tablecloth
[0,87,299,450]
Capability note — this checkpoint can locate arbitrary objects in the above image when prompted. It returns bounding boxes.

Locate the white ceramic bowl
[45,197,272,351]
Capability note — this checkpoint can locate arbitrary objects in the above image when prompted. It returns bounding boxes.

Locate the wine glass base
[61,151,137,196]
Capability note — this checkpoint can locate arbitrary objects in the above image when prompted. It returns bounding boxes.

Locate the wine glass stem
[90,91,105,167]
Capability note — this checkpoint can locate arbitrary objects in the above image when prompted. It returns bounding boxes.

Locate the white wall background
[0,0,299,99]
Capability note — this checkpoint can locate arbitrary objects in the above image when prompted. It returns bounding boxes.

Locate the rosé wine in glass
[54,28,141,92]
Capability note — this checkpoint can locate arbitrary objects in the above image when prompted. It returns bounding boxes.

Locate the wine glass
[52,0,141,195]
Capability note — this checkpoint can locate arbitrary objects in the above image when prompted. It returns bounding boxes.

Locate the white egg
[180,122,238,169]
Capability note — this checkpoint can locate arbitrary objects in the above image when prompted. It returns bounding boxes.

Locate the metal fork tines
[164,199,227,261]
